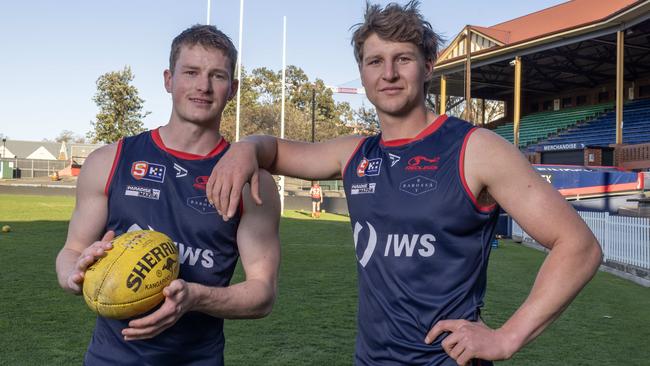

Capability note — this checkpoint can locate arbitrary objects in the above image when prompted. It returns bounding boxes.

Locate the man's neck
[158,119,222,156]
[378,105,438,141]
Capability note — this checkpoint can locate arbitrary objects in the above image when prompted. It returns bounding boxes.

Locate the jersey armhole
[341,137,367,179]
[459,128,497,213]
[104,139,124,196]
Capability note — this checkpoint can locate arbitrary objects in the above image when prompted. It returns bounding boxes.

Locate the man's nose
[382,62,398,81]
[196,74,212,93]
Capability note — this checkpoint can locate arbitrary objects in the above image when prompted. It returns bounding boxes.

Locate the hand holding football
[83,230,180,319]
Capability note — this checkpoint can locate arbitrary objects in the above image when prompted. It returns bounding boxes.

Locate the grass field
[1,194,649,365]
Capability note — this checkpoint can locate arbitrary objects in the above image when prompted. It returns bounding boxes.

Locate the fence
[0,158,67,178]
[512,211,650,270]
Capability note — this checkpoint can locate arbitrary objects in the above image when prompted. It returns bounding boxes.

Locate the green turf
[1,194,649,365]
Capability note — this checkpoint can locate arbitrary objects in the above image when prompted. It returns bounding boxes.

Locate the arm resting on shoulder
[208,134,362,220]
[192,169,281,318]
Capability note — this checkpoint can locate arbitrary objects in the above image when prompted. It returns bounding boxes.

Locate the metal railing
[512,211,650,270]
[0,158,67,178]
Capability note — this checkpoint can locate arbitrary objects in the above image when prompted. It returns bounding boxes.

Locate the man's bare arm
[122,170,281,340]
[55,144,117,294]
[426,129,602,365]
[207,134,362,220]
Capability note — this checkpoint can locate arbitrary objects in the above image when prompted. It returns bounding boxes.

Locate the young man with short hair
[206,2,602,365]
[56,25,281,365]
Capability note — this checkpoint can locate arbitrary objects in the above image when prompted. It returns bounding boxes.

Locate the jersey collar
[151,128,229,160]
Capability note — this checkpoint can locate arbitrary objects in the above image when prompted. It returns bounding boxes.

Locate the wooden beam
[464,29,473,123]
[440,75,447,115]
[616,31,624,145]
[514,56,522,148]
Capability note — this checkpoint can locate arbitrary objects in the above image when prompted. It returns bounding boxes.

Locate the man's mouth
[190,98,212,104]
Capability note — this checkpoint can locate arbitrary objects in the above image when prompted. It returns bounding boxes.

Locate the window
[576,95,587,106]
[561,97,573,108]
[529,102,539,113]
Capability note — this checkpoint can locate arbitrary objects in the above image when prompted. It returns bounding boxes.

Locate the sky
[0,0,566,142]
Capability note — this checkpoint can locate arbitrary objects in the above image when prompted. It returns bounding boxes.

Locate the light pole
[311,88,316,143]
[2,138,6,159]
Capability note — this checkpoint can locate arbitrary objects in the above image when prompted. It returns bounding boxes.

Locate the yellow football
[83,230,179,319]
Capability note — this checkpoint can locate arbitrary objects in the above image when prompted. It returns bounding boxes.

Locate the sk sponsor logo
[351,183,376,195]
[399,176,437,196]
[124,185,161,200]
[406,155,439,171]
[131,161,166,183]
[174,163,188,178]
[388,153,401,167]
[357,157,382,177]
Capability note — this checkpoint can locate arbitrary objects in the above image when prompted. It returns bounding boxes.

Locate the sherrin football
[83,230,180,319]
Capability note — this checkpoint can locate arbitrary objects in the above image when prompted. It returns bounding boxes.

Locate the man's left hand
[122,279,196,341]
[424,319,514,366]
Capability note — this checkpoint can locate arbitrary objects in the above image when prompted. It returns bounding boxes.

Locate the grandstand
[429,0,650,172]
[493,103,614,147]
[534,98,650,148]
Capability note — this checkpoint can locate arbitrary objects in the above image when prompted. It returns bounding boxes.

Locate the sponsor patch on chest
[351,183,376,195]
[124,185,161,200]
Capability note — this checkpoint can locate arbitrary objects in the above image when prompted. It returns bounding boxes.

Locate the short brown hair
[169,25,238,78]
[351,1,443,91]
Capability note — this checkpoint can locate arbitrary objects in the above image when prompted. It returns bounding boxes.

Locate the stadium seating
[534,98,650,148]
[493,103,614,147]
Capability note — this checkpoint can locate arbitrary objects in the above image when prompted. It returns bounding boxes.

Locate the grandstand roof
[482,0,638,45]
[431,0,650,101]
[436,0,648,67]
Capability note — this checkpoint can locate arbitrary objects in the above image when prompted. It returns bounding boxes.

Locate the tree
[219,65,352,143]
[88,66,149,143]
[52,130,86,144]
[353,105,380,135]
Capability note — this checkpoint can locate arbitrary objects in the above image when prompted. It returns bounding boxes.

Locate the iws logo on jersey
[406,155,439,172]
[353,221,437,264]
[174,163,188,178]
[187,196,217,214]
[193,176,209,191]
[399,176,437,195]
[357,158,382,177]
[353,221,377,267]
[351,183,376,195]
[383,233,436,257]
[125,185,161,200]
[131,161,166,183]
[388,153,401,167]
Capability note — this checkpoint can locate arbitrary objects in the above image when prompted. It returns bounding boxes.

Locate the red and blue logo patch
[357,157,382,177]
[131,161,166,183]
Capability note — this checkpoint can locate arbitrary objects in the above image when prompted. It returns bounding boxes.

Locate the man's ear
[424,58,435,82]
[164,69,173,93]
[228,78,239,101]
